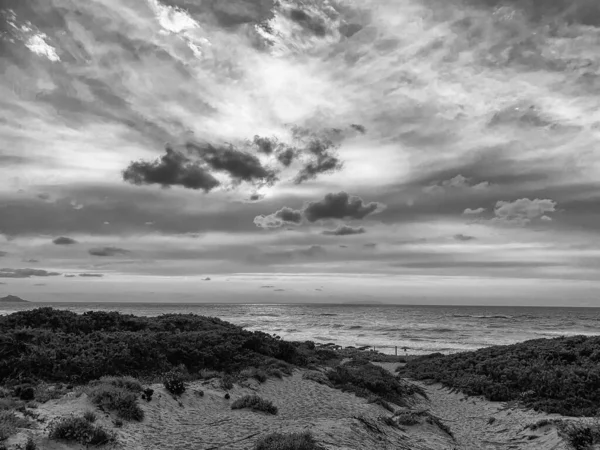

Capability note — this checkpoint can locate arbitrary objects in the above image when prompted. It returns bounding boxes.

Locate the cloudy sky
[1,0,600,305]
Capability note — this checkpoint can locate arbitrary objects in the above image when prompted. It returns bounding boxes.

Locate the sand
[4,364,592,450]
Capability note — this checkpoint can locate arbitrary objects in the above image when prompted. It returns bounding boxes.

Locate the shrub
[327,360,426,406]
[403,335,600,416]
[557,422,600,450]
[24,436,36,450]
[302,371,333,387]
[14,385,35,401]
[48,416,116,446]
[254,431,324,450]
[83,410,97,423]
[0,308,319,386]
[240,368,268,383]
[0,411,31,441]
[231,395,277,415]
[141,387,154,402]
[163,370,186,396]
[267,368,283,379]
[93,376,142,393]
[220,375,234,390]
[88,384,144,421]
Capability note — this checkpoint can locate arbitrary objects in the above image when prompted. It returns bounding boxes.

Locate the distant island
[0,295,28,303]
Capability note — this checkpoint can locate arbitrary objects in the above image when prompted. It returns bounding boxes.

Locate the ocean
[2,303,600,355]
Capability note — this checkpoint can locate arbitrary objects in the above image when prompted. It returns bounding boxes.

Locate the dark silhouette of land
[0,294,28,303]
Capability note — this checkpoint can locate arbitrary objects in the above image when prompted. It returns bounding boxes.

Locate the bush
[220,374,234,390]
[163,370,186,396]
[93,376,142,393]
[302,371,333,387]
[231,395,278,415]
[88,384,144,421]
[557,422,600,450]
[24,436,36,450]
[48,416,116,446]
[14,385,35,401]
[327,360,426,406]
[0,308,320,386]
[83,410,97,423]
[254,431,324,450]
[403,335,600,416]
[141,388,154,402]
[0,411,31,441]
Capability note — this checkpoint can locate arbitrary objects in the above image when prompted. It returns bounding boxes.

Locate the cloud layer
[1,0,600,302]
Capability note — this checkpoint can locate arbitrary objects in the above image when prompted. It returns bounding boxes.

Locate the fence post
[395,346,397,356]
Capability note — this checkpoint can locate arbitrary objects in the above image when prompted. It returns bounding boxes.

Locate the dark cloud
[64,274,76,278]
[23,259,39,263]
[338,23,364,38]
[350,124,366,134]
[276,147,298,167]
[294,154,344,184]
[79,273,104,277]
[288,8,328,37]
[253,135,278,155]
[88,247,132,257]
[187,142,278,185]
[53,236,78,245]
[37,193,51,201]
[364,243,377,248]
[454,234,476,241]
[0,251,7,257]
[322,225,366,236]
[304,192,386,222]
[0,268,61,278]
[254,207,303,229]
[123,147,221,192]
[288,130,345,184]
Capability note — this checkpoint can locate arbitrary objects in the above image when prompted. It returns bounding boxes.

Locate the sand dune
[4,365,590,450]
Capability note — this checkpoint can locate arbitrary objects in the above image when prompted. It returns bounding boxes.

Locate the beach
[1,307,599,450]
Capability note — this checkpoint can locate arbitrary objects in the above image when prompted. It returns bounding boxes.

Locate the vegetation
[302,370,333,387]
[0,308,315,386]
[83,410,97,423]
[0,411,31,441]
[24,436,36,450]
[401,335,600,416]
[48,416,116,446]
[163,369,186,396]
[88,379,144,421]
[327,360,426,407]
[254,431,325,450]
[231,395,278,415]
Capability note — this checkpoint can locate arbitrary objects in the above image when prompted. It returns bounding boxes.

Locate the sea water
[2,303,600,355]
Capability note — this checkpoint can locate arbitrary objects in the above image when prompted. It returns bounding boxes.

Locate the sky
[1,0,600,305]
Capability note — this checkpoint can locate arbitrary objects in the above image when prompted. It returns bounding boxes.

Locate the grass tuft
[254,431,324,450]
[231,395,278,415]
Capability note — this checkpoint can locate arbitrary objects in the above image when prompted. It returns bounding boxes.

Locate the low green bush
[163,370,186,396]
[254,431,324,450]
[88,383,144,421]
[48,416,116,446]
[231,395,278,415]
[327,360,426,406]
[403,335,600,416]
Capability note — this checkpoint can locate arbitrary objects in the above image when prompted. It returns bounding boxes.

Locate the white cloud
[463,207,486,215]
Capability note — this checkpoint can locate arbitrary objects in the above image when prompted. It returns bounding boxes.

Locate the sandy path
[373,362,571,450]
